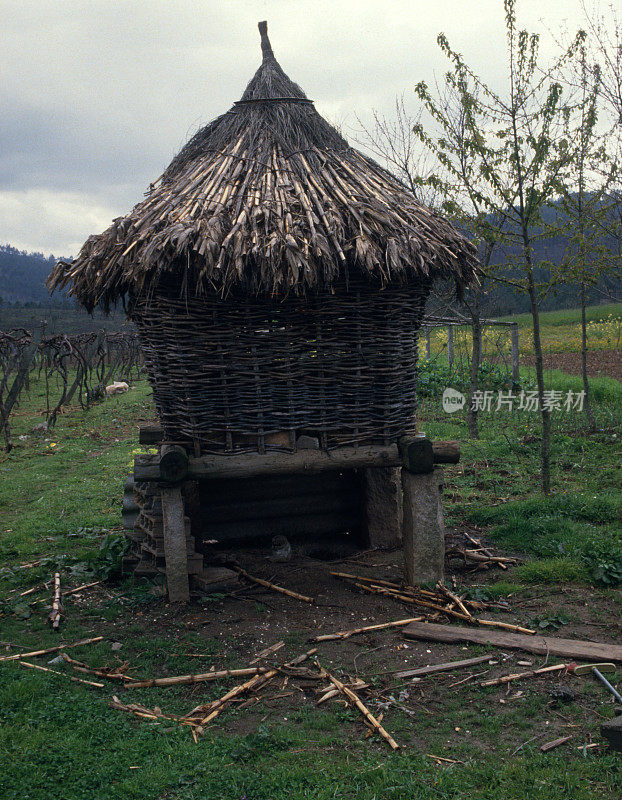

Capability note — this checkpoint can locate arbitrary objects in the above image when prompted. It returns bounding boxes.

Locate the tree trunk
[525,263,551,495]
[580,281,596,431]
[467,289,482,438]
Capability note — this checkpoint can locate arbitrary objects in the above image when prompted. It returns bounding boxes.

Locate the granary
[50,22,477,601]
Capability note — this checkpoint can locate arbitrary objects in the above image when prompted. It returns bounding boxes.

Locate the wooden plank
[403,622,622,663]
[161,487,190,602]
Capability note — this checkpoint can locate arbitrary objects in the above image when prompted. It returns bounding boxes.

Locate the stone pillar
[401,467,445,585]
[161,486,190,602]
[363,466,402,549]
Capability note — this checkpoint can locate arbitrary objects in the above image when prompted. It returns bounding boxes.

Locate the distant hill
[0,245,69,306]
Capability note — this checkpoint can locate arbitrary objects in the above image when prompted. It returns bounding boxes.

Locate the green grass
[0,363,620,798]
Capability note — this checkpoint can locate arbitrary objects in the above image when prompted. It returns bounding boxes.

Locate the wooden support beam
[139,424,164,445]
[161,486,190,602]
[134,440,460,482]
[160,444,189,483]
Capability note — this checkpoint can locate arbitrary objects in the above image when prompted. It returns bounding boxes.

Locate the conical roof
[50,21,477,311]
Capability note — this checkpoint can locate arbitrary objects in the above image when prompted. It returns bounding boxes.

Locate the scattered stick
[476,619,535,635]
[19,660,104,688]
[250,641,285,664]
[110,696,183,723]
[198,670,278,726]
[125,666,272,689]
[47,572,63,630]
[312,617,425,642]
[232,566,314,604]
[61,653,133,682]
[426,754,465,765]
[394,654,494,680]
[0,636,103,663]
[436,582,473,620]
[184,648,318,728]
[481,663,568,687]
[62,581,103,597]
[540,735,572,752]
[316,660,399,750]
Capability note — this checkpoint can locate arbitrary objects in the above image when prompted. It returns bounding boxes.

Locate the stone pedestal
[161,486,191,602]
[363,466,402,549]
[401,467,445,584]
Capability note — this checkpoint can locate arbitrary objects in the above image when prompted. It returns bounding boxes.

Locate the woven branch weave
[132,280,427,453]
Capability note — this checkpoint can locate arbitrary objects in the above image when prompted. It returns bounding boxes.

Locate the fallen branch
[480,663,567,687]
[110,696,184,723]
[0,636,103,663]
[185,648,318,727]
[61,653,133,682]
[232,566,314,604]
[316,661,399,750]
[125,666,272,689]
[47,573,63,630]
[540,735,572,752]
[250,641,285,664]
[394,654,494,679]
[312,617,425,642]
[19,660,104,688]
[62,581,103,597]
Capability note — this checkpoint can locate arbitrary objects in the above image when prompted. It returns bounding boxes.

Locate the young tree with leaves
[416,0,584,493]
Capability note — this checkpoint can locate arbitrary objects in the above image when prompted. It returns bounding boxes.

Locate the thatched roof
[49,22,477,311]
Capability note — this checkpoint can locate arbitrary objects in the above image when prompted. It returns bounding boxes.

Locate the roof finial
[258,21,275,62]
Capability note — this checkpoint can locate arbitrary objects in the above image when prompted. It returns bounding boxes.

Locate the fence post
[510,323,520,388]
[447,325,454,372]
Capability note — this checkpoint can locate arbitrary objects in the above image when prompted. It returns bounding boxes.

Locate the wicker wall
[132,279,429,453]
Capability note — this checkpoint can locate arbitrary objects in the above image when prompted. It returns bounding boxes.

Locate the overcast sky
[1,0,590,257]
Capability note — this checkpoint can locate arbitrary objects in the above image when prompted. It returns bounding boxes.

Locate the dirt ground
[523,349,622,381]
[82,534,622,754]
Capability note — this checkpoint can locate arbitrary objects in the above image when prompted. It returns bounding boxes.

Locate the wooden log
[134,441,460,482]
[399,437,434,475]
[139,423,164,445]
[160,444,189,483]
[161,486,190,602]
[431,441,460,465]
[403,622,622,662]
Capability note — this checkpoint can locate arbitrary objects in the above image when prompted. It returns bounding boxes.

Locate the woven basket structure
[49,23,478,456]
[132,279,428,452]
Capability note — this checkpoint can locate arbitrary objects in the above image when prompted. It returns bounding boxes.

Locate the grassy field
[424,302,622,361]
[0,351,620,798]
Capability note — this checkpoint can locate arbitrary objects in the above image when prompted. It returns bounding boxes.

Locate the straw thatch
[49,22,476,311]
